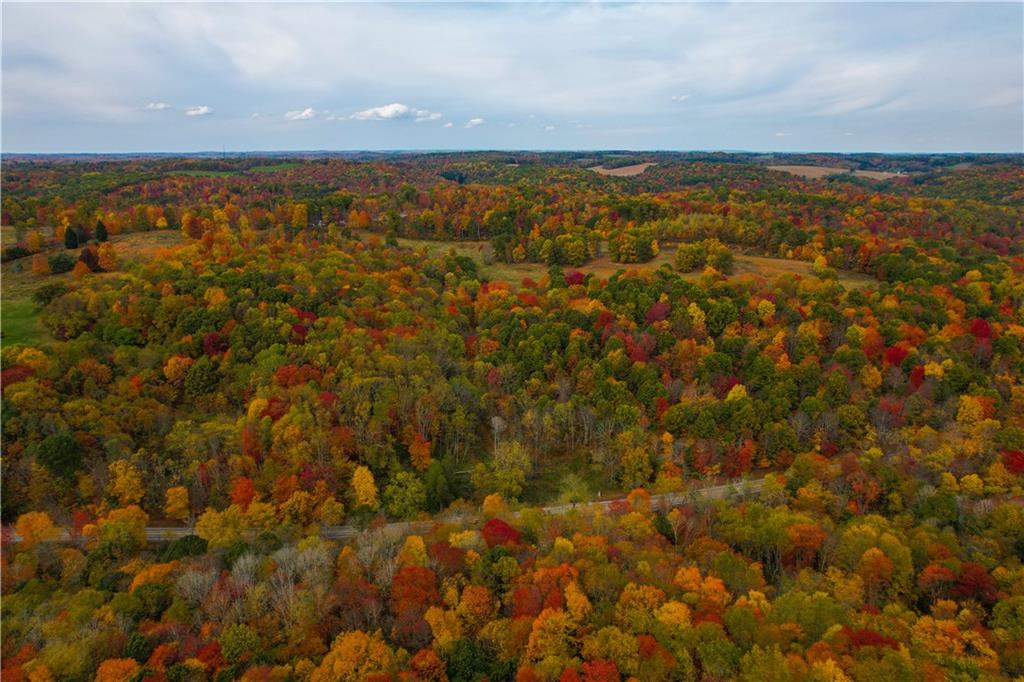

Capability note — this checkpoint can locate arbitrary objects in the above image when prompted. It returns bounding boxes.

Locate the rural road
[4,478,765,545]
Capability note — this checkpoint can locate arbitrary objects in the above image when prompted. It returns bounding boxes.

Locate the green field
[166,163,301,178]
[519,450,618,506]
[1,299,47,346]
[250,162,301,173]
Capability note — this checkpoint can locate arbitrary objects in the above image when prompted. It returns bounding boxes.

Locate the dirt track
[3,478,765,545]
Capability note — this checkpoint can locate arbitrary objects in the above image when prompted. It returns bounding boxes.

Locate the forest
[2,151,1024,681]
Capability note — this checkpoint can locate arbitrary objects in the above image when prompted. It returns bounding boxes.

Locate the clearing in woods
[1,230,183,346]
[382,234,875,289]
[588,162,658,176]
[768,164,904,181]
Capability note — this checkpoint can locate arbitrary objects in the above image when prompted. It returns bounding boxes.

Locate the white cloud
[145,102,171,111]
[1,3,1020,151]
[285,107,316,120]
[464,117,484,128]
[443,122,453,128]
[351,102,440,122]
[544,125,555,131]
[185,105,212,116]
[774,131,791,137]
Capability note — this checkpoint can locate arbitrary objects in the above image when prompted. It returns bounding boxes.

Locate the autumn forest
[2,151,1024,681]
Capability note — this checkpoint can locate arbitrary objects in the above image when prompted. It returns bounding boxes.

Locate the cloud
[544,125,555,131]
[185,105,212,117]
[775,131,791,137]
[351,102,440,122]
[285,107,316,120]
[443,122,453,128]
[464,117,484,128]
[145,102,171,111]
[1,3,1020,151]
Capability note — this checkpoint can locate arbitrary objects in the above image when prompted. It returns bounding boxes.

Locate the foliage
[2,152,1024,680]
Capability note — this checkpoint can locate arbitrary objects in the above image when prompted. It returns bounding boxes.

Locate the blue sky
[2,2,1022,153]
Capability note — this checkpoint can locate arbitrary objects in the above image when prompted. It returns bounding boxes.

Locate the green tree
[472,440,531,501]
[384,471,428,519]
[184,356,219,399]
[36,432,82,479]
[219,623,260,664]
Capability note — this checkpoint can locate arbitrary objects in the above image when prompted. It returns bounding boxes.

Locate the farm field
[588,161,657,176]
[768,164,906,180]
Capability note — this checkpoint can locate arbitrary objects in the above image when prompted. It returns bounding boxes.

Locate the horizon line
[3,148,1023,157]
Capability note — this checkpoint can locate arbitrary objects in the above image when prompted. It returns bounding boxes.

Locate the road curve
[4,478,765,545]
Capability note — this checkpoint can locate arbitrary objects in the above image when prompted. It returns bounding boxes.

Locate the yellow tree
[98,243,118,271]
[164,486,190,522]
[524,608,575,664]
[108,460,144,506]
[310,630,396,682]
[16,511,60,548]
[352,466,379,509]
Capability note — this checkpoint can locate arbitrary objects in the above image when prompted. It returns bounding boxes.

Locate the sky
[2,2,1022,153]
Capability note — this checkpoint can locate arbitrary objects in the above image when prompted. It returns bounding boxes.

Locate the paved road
[4,477,764,545]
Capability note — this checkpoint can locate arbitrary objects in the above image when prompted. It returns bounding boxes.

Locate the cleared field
[769,165,903,181]
[1,300,47,346]
[1,230,184,346]
[250,162,301,173]
[589,162,657,177]
[384,234,875,290]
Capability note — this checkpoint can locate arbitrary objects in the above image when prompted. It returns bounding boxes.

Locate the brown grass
[588,162,657,177]
[1,230,184,302]
[385,234,875,290]
[768,165,903,181]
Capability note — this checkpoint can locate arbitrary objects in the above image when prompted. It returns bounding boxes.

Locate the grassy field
[520,450,617,506]
[250,162,301,173]
[166,163,301,178]
[387,234,875,289]
[1,299,47,346]
[768,164,905,181]
[588,162,657,177]
[1,230,184,347]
